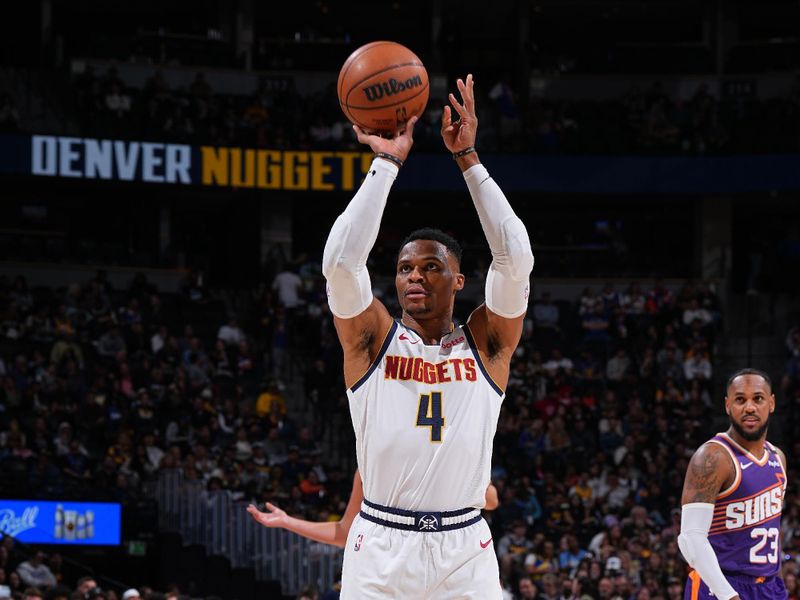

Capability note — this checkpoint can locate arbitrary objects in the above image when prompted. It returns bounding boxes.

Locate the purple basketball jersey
[707,433,787,578]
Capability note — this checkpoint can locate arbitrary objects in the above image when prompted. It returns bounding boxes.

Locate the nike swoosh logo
[480,538,493,549]
[399,333,418,343]
[741,462,753,470]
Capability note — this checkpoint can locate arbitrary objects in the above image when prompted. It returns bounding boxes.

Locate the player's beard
[404,304,431,316]
[730,414,769,441]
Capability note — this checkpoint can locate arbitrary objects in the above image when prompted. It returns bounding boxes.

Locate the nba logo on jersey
[353,534,364,552]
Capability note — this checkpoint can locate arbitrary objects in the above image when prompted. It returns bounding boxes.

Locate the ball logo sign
[0,500,120,545]
[361,75,424,102]
[0,506,39,538]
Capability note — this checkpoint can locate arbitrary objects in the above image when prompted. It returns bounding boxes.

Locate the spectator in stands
[104,83,131,126]
[23,588,43,600]
[516,576,538,599]
[272,265,304,311]
[559,533,589,575]
[16,553,56,589]
[681,297,712,329]
[498,521,534,580]
[578,287,599,316]
[542,348,573,376]
[656,345,684,384]
[255,379,286,417]
[488,72,523,151]
[525,538,559,581]
[683,344,712,382]
[582,304,611,348]
[217,316,245,346]
[60,439,92,482]
[533,291,560,331]
[96,326,126,358]
[605,348,632,385]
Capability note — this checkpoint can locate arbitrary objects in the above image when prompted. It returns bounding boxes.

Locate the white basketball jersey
[346,320,504,511]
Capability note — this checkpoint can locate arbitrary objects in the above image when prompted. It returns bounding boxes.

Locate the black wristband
[452,147,476,160]
[375,152,404,168]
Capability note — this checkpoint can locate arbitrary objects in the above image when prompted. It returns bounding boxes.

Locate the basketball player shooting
[321,73,533,599]
[678,369,788,599]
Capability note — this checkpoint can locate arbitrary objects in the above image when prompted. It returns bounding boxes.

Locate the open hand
[441,74,478,153]
[246,502,287,528]
[353,116,418,163]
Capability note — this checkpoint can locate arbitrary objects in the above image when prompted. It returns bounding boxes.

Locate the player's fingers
[353,124,373,144]
[441,105,451,130]
[448,93,467,119]
[456,77,468,102]
[464,74,476,113]
[403,115,418,137]
[265,502,278,512]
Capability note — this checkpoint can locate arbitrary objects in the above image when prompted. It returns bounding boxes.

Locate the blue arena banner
[0,500,121,545]
[1,133,800,193]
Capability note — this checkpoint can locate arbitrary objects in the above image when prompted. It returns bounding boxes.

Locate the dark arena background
[2,1,800,599]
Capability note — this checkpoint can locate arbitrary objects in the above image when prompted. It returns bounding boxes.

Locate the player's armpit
[464,305,517,392]
[681,443,735,505]
[333,300,394,389]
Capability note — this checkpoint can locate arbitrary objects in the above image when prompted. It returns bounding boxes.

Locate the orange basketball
[337,41,429,134]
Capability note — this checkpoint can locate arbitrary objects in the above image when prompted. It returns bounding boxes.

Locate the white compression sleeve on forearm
[677,503,738,600]
[463,164,534,318]
[322,158,397,318]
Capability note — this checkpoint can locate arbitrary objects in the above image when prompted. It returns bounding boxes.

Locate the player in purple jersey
[678,368,788,600]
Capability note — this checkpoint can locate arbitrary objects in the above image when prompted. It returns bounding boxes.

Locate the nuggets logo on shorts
[419,515,439,531]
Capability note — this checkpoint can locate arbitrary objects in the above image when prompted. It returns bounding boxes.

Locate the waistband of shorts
[721,571,777,585]
[359,499,482,532]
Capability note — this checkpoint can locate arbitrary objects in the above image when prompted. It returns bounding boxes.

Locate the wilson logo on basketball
[362,75,424,102]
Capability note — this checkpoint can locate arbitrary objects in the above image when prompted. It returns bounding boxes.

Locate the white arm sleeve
[677,503,738,600]
[463,164,534,318]
[322,158,397,318]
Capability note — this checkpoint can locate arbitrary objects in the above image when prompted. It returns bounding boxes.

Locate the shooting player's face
[396,239,464,317]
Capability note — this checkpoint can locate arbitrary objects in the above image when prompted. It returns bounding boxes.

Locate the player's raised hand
[246,502,287,528]
[441,73,478,154]
[353,116,418,163]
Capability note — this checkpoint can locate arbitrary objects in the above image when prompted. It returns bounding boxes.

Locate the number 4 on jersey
[416,392,445,442]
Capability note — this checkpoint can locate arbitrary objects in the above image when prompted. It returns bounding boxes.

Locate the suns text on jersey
[383,356,478,384]
[724,485,783,530]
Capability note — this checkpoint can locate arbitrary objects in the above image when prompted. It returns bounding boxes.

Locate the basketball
[337,41,429,134]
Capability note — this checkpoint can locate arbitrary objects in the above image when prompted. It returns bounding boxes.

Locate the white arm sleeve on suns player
[463,164,534,318]
[322,158,397,319]
[677,503,738,600]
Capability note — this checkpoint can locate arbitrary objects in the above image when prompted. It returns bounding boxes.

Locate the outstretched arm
[322,120,417,388]
[247,470,364,548]
[677,443,740,600]
[441,75,534,375]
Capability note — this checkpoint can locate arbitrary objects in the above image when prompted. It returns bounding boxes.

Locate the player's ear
[454,273,465,292]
